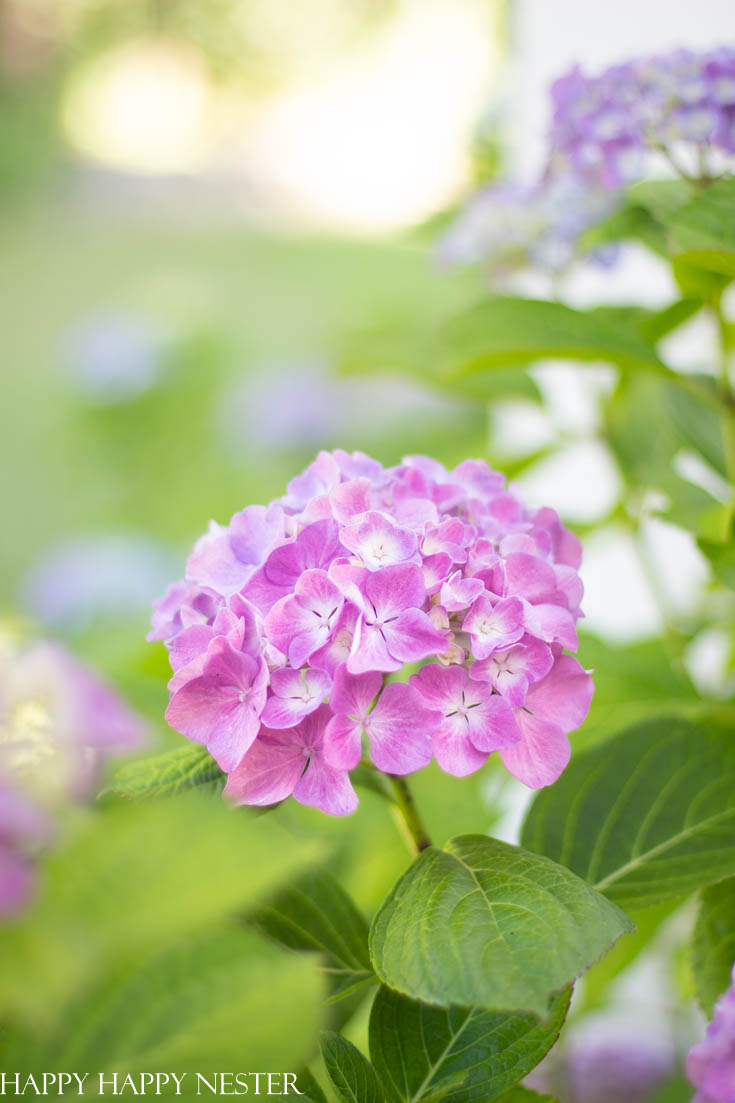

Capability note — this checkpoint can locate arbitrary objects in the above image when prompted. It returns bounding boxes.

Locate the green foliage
[522,715,735,911]
[6,926,323,1078]
[692,877,735,1015]
[369,985,569,1103]
[106,742,225,800]
[321,1032,385,1103]
[439,297,667,378]
[0,795,322,1028]
[369,835,632,1017]
[669,177,735,256]
[252,867,374,1001]
[492,1089,557,1103]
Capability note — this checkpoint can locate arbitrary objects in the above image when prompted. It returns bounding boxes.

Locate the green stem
[712,297,735,493]
[388,775,432,854]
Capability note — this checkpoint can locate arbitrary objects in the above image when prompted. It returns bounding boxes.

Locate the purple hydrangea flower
[440,46,735,278]
[0,636,144,918]
[438,176,618,276]
[549,47,735,189]
[687,964,735,1103]
[152,450,593,816]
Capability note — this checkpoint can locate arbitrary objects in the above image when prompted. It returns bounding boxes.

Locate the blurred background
[2,0,735,1094]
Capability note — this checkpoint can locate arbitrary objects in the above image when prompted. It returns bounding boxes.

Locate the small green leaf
[692,877,735,1015]
[369,985,569,1103]
[105,743,224,800]
[522,715,735,911]
[252,867,374,1001]
[440,297,668,379]
[369,836,632,1017]
[321,1032,385,1103]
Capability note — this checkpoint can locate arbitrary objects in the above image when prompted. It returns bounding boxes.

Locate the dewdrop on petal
[152,451,593,816]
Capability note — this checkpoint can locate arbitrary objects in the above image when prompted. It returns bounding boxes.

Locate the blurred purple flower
[687,965,735,1103]
[61,312,164,404]
[550,47,735,188]
[0,634,145,918]
[21,533,177,631]
[438,176,618,276]
[564,1032,673,1103]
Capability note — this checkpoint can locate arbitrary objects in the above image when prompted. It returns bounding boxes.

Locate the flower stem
[388,775,432,854]
[712,296,735,494]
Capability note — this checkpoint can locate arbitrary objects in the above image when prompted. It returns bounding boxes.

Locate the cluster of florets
[0,637,143,918]
[550,47,735,189]
[152,451,592,817]
[440,45,735,276]
[687,965,735,1103]
[438,176,617,276]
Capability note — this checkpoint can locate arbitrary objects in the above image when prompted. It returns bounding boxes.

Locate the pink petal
[347,616,402,675]
[224,730,305,806]
[504,553,559,603]
[323,713,363,770]
[329,478,373,524]
[293,757,358,816]
[422,553,453,594]
[228,503,284,567]
[310,604,360,674]
[365,682,437,774]
[465,693,521,753]
[261,667,331,729]
[340,512,418,571]
[364,563,426,620]
[330,665,382,719]
[410,662,466,712]
[433,717,490,777]
[525,655,593,734]
[521,601,579,650]
[439,571,484,612]
[501,712,571,788]
[186,522,252,596]
[383,608,448,664]
[463,594,524,659]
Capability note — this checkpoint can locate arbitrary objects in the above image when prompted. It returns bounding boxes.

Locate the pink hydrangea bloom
[687,965,735,1103]
[152,450,593,816]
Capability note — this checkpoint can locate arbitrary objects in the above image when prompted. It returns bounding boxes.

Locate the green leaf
[0,795,322,1028]
[252,867,374,1001]
[669,177,735,255]
[369,985,569,1103]
[692,877,735,1015]
[522,715,735,912]
[492,1089,557,1103]
[105,743,224,800]
[628,178,697,222]
[369,835,632,1017]
[294,1069,331,1103]
[321,1032,385,1103]
[440,297,669,379]
[28,926,324,1075]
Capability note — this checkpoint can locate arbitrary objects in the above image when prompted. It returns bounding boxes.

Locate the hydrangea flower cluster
[0,635,144,918]
[687,965,735,1103]
[152,451,593,817]
[550,47,735,189]
[438,176,617,276]
[441,45,735,276]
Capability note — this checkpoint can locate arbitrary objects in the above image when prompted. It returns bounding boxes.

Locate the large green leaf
[692,877,735,1015]
[669,177,735,255]
[369,985,569,1103]
[105,743,224,800]
[321,1032,385,1103]
[369,836,632,1017]
[14,926,323,1077]
[522,716,735,911]
[0,795,322,1027]
[252,867,374,1001]
[438,298,668,379]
